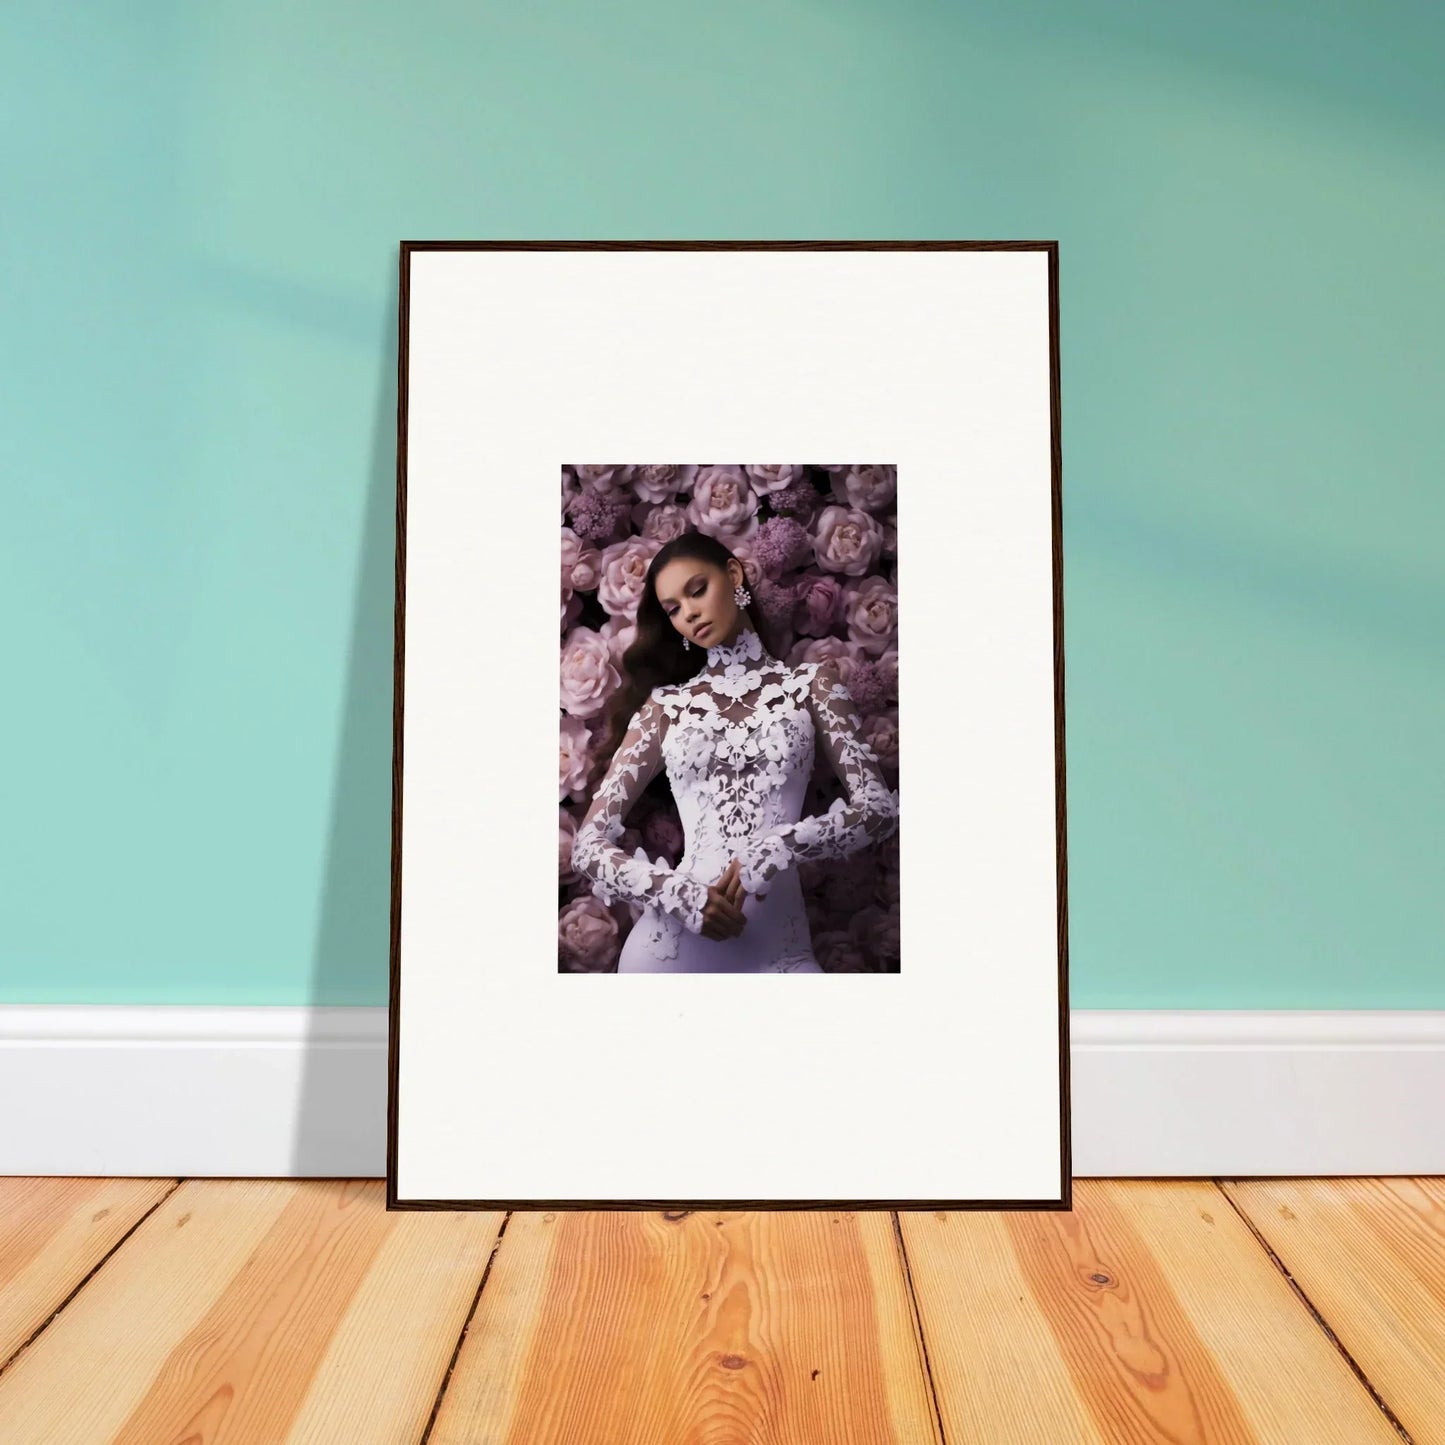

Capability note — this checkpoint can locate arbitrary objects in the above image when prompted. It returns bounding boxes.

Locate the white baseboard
[2,1007,1441,1179]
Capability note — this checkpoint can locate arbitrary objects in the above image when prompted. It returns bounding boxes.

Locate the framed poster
[388,241,1070,1211]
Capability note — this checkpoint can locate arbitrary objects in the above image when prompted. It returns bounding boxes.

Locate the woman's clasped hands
[700,857,751,941]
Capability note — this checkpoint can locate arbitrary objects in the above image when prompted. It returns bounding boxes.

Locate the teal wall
[3,2,1441,1007]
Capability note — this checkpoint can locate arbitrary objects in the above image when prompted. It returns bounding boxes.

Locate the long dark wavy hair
[593,530,785,771]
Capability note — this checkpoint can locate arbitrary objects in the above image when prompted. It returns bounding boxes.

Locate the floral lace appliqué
[571,627,899,966]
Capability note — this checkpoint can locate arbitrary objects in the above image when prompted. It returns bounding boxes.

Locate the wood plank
[430,1207,940,1444]
[899,1180,1402,1444]
[1223,1176,1445,1441]
[281,1197,502,1445]
[0,1177,176,1370]
[0,1179,502,1444]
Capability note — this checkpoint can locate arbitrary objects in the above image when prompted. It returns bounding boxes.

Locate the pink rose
[561,466,580,518]
[560,626,621,719]
[829,465,896,513]
[635,501,690,544]
[559,807,579,881]
[561,526,603,592]
[810,505,884,576]
[558,895,620,972]
[598,614,637,664]
[880,513,897,557]
[792,569,845,637]
[686,465,760,541]
[862,708,899,773]
[628,464,697,504]
[559,713,593,800]
[842,575,898,656]
[573,464,628,494]
[597,535,663,619]
[745,464,807,494]
[787,634,867,687]
[813,929,872,974]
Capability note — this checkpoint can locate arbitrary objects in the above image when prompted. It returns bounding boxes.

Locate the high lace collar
[702,623,771,676]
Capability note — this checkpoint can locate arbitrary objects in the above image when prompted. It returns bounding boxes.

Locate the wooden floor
[0,1179,1439,1443]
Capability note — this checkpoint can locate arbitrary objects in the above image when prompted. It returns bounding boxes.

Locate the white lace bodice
[572,625,900,937]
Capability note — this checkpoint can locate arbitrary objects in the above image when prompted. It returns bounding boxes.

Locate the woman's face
[654,557,741,647]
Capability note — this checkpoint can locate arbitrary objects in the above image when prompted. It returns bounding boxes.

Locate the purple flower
[752,575,799,634]
[875,646,898,701]
[846,659,889,715]
[769,478,824,520]
[567,490,632,543]
[745,464,807,494]
[751,516,813,578]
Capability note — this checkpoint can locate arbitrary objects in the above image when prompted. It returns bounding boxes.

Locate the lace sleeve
[570,695,709,934]
[733,659,900,896]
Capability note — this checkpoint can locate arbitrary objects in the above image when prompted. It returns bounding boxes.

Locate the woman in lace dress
[571,531,899,973]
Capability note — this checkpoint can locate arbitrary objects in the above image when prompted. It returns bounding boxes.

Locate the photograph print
[560,464,901,975]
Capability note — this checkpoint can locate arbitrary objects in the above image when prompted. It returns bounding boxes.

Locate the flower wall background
[559,464,900,973]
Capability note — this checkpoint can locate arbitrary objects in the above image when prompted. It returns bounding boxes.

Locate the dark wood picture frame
[386,240,1070,1212]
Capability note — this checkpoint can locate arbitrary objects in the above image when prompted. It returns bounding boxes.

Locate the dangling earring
[682,636,690,650]
[734,582,751,607]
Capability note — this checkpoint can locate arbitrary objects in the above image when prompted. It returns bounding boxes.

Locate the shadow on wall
[291,265,399,1178]
[815,0,1444,139]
